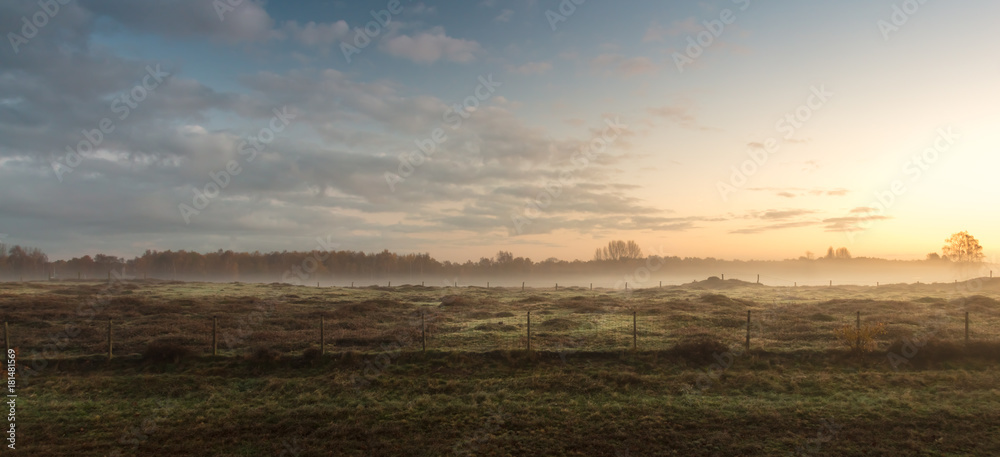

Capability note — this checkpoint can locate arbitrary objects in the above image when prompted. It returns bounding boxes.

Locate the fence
[6,307,1000,361]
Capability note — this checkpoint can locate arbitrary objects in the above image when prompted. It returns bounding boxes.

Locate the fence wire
[9,307,1000,361]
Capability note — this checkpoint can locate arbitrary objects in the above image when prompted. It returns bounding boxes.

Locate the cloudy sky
[1,0,998,262]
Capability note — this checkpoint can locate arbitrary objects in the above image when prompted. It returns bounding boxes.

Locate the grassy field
[5,278,1000,455]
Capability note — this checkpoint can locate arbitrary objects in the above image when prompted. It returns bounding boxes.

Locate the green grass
[20,351,1000,456]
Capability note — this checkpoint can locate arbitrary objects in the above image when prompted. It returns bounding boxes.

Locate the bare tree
[942,231,985,262]
[594,240,643,261]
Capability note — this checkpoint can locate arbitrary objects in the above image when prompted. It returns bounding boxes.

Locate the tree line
[0,234,986,281]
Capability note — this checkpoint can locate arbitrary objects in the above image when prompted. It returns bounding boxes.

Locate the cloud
[381,27,482,63]
[748,187,850,198]
[643,18,709,42]
[729,208,823,234]
[823,215,891,232]
[280,20,350,47]
[646,103,705,130]
[590,54,658,77]
[0,53,662,252]
[730,221,819,235]
[494,9,514,22]
[758,209,816,220]
[507,61,552,75]
[82,0,276,42]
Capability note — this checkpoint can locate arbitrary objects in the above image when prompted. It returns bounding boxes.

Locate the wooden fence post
[632,311,637,350]
[421,311,426,352]
[965,312,970,345]
[107,318,113,360]
[212,316,218,356]
[320,316,325,356]
[756,274,760,284]
[527,311,531,352]
[522,282,525,291]
[856,311,861,350]
[746,310,751,351]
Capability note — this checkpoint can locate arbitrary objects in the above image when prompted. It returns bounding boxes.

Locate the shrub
[833,322,886,353]
[143,339,193,363]
[247,346,280,363]
[302,347,322,361]
[671,337,730,362]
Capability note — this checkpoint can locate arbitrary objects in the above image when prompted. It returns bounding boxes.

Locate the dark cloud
[748,187,850,198]
[730,220,819,235]
[80,0,275,42]
[822,215,891,233]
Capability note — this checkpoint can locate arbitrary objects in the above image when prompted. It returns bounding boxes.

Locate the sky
[1,0,998,263]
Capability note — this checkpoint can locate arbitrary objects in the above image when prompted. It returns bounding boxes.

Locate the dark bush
[143,339,194,363]
[302,347,323,361]
[671,337,731,363]
[247,346,280,363]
